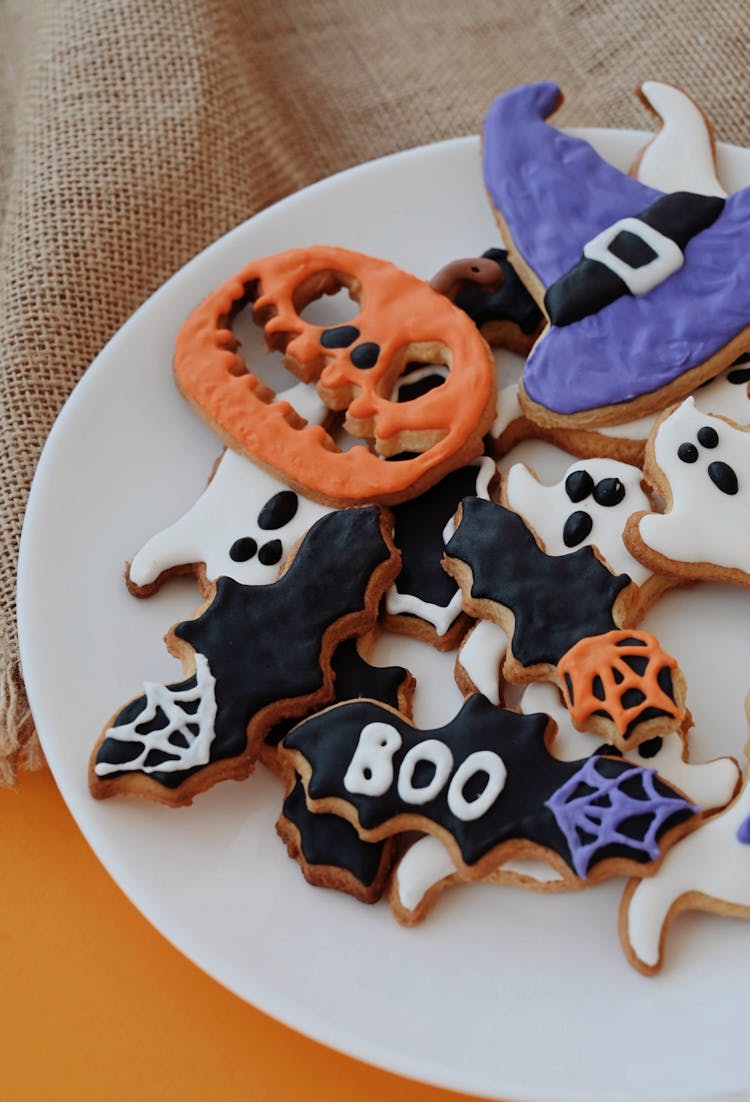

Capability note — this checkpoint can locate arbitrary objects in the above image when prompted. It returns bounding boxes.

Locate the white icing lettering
[344,722,402,796]
[446,750,507,821]
[397,740,454,805]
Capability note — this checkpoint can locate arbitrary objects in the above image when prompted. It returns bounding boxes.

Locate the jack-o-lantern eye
[174,245,496,506]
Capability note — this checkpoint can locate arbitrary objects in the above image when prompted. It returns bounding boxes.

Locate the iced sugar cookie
[483,82,750,430]
[283,694,697,899]
[174,246,496,506]
[620,757,750,975]
[90,507,399,806]
[383,456,496,648]
[625,398,750,587]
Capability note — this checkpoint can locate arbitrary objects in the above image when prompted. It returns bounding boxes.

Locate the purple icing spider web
[545,757,696,879]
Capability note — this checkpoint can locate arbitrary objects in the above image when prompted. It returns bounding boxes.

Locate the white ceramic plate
[17,131,750,1102]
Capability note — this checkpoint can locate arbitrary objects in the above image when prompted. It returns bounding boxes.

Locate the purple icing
[736,814,750,844]
[482,82,750,414]
[545,757,697,879]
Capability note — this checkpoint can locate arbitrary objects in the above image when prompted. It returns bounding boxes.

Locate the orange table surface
[0,767,488,1102]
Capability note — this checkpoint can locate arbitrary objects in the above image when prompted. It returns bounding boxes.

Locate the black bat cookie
[90,506,399,806]
[283,694,697,882]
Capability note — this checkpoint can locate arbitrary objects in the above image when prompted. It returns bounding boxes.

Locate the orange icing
[173,246,496,505]
[557,630,683,741]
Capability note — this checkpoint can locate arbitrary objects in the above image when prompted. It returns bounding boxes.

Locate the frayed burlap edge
[0,649,42,784]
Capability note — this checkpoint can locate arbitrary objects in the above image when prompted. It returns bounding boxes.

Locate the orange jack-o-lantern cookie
[173,246,496,506]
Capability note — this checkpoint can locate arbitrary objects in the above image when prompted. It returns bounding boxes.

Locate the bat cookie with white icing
[90,506,400,807]
[282,694,698,913]
[390,680,738,926]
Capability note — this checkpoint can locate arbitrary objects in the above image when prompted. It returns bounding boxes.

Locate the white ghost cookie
[625,398,750,587]
[128,382,334,595]
[620,763,750,975]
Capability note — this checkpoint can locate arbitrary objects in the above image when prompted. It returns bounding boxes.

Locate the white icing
[385,456,495,636]
[391,363,450,400]
[637,398,750,575]
[625,775,750,968]
[394,835,457,912]
[456,621,508,705]
[343,722,402,796]
[583,217,683,295]
[129,384,333,588]
[397,740,454,805]
[490,382,523,439]
[446,750,507,821]
[636,81,728,199]
[520,681,739,811]
[392,834,564,920]
[277,380,331,426]
[95,653,217,776]
[505,457,652,585]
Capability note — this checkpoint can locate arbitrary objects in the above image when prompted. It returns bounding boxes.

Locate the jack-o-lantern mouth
[173,246,496,506]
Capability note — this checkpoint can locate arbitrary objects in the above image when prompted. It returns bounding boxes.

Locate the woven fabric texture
[2,0,748,780]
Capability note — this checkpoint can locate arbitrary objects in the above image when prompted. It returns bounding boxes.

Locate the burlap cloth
[1,0,748,782]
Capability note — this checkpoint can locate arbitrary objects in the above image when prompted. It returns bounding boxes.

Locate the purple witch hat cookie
[483,82,750,429]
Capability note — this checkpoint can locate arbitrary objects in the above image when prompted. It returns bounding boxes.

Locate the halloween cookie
[90,506,400,806]
[483,82,750,430]
[620,736,750,975]
[444,498,687,750]
[383,455,496,648]
[273,636,415,903]
[391,681,737,925]
[631,80,727,199]
[127,383,334,597]
[502,456,671,616]
[174,245,497,506]
[625,398,750,587]
[282,695,697,904]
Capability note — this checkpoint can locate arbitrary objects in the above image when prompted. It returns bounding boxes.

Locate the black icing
[708,460,738,495]
[285,694,693,872]
[280,776,389,886]
[265,637,409,748]
[544,192,725,328]
[96,508,392,787]
[321,325,360,349]
[229,536,257,563]
[565,470,594,503]
[697,426,719,449]
[271,640,409,889]
[607,230,657,268]
[350,342,380,369]
[452,247,542,335]
[395,363,448,403]
[593,478,625,507]
[563,510,593,549]
[678,442,699,464]
[545,258,628,328]
[392,463,486,612]
[258,490,298,531]
[258,539,283,566]
[445,498,629,668]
